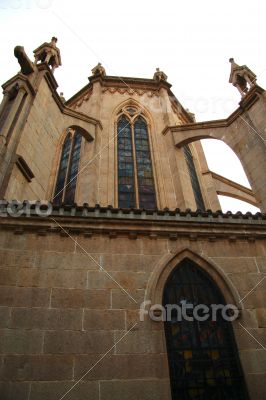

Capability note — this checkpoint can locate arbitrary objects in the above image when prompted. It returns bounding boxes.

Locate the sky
[0,0,265,212]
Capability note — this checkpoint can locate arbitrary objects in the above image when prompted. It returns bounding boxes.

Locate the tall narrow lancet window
[134,117,157,209]
[53,129,82,204]
[183,145,205,210]
[163,259,249,400]
[117,107,157,209]
[117,116,136,208]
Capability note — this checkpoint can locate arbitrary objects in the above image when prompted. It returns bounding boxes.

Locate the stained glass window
[117,114,156,209]
[117,116,136,208]
[53,130,82,204]
[134,117,156,209]
[163,259,249,400]
[183,145,205,210]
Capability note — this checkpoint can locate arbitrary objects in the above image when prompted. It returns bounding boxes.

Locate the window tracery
[117,107,156,209]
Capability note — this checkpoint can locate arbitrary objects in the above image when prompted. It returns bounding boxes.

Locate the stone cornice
[65,74,193,122]
[1,202,266,241]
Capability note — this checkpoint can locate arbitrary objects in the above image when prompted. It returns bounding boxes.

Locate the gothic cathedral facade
[0,38,266,400]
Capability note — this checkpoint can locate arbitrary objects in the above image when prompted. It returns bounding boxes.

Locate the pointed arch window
[53,129,82,204]
[117,109,157,209]
[183,145,205,210]
[163,259,249,400]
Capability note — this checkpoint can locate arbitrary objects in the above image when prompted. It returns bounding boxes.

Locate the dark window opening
[163,259,249,400]
[183,145,205,210]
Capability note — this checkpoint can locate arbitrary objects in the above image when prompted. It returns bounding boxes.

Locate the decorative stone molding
[71,90,92,109]
[0,202,266,241]
[145,248,243,309]
[101,87,159,97]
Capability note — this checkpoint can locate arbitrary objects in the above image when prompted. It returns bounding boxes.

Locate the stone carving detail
[71,90,92,109]
[14,46,34,75]
[91,62,106,77]
[33,37,62,73]
[153,67,168,82]
[229,58,257,97]
[101,87,159,97]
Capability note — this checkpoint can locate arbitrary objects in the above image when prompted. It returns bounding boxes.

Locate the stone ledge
[0,201,266,241]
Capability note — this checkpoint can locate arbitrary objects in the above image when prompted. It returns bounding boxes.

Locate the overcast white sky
[0,0,265,212]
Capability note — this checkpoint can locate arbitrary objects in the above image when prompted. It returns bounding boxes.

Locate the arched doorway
[163,258,249,399]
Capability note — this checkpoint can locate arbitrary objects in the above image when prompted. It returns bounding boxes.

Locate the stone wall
[0,208,265,399]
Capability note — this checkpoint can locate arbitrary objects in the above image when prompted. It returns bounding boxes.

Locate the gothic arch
[112,98,155,126]
[112,98,161,208]
[47,125,92,202]
[145,248,241,309]
[57,125,93,147]
[168,92,266,211]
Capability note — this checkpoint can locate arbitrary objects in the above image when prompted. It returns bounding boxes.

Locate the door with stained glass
[163,259,249,400]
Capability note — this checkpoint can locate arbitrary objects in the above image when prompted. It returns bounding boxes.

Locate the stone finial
[186,109,196,122]
[33,37,62,73]
[14,46,34,75]
[91,62,106,77]
[153,67,168,82]
[59,92,66,103]
[229,58,257,97]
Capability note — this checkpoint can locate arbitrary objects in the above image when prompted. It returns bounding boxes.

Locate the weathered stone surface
[87,270,148,290]
[0,249,35,268]
[256,308,266,328]
[99,379,171,400]
[101,254,142,272]
[0,382,30,400]
[228,272,266,292]
[0,307,10,328]
[241,290,266,309]
[9,308,83,330]
[1,355,73,381]
[114,330,165,354]
[29,381,99,400]
[83,309,125,330]
[141,238,168,255]
[234,328,266,350]
[246,373,266,400]
[240,349,266,373]
[43,330,113,354]
[111,289,145,310]
[74,353,169,380]
[76,236,142,255]
[0,268,18,286]
[0,287,50,307]
[18,268,87,289]
[209,257,258,274]
[36,251,100,270]
[51,288,110,309]
[0,329,43,354]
